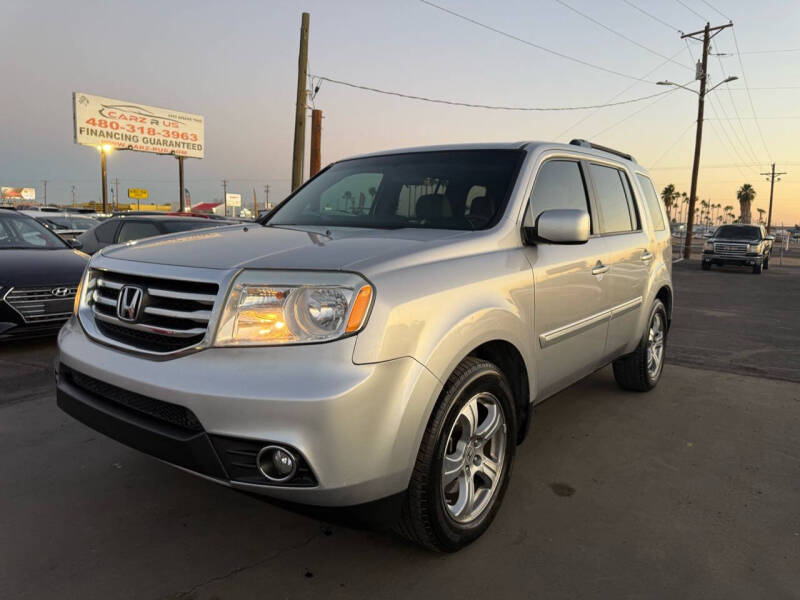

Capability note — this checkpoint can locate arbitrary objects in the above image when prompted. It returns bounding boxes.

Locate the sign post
[73,92,204,212]
[127,188,148,211]
[225,193,241,218]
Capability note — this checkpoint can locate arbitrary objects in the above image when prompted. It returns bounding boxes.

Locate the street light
[656,75,738,259]
[96,145,113,213]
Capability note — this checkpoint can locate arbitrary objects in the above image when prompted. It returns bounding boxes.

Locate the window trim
[586,161,643,237]
[523,157,597,236]
[634,172,666,232]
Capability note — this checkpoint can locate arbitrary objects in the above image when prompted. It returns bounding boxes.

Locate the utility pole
[253,187,258,218]
[310,109,322,177]
[291,12,310,191]
[71,185,76,207]
[114,178,120,211]
[760,163,786,233]
[42,180,47,206]
[263,184,270,210]
[678,22,734,260]
[222,179,228,217]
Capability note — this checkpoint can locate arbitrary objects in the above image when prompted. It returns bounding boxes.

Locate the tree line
[660,183,760,226]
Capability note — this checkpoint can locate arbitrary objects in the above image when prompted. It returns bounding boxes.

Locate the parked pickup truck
[702,224,774,274]
[56,140,673,551]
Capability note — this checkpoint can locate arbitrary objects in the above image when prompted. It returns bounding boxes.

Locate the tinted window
[590,164,636,233]
[636,174,665,231]
[528,160,591,229]
[94,220,118,243]
[267,150,522,231]
[714,225,762,240]
[117,221,161,243]
[161,220,219,233]
[0,214,66,249]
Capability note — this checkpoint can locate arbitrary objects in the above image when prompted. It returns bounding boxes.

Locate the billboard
[127,188,148,200]
[1,187,35,201]
[73,92,204,159]
[226,193,242,207]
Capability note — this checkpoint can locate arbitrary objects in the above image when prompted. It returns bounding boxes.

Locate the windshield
[266,150,524,230]
[714,225,762,240]
[0,214,68,249]
[38,216,97,230]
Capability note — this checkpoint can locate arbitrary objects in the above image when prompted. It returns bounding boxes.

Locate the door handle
[641,251,654,262]
[592,263,609,276]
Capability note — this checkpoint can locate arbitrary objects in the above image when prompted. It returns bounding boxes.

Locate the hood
[99,225,472,272]
[0,249,89,288]
[710,236,761,243]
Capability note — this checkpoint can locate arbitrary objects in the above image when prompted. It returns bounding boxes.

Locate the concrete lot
[1,260,799,599]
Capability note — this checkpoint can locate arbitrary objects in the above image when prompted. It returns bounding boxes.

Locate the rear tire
[612,300,668,392]
[396,357,516,552]
[763,257,769,270]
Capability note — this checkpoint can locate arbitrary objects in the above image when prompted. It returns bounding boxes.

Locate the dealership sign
[1,187,35,201]
[127,188,148,200]
[73,92,204,158]
[225,193,242,207]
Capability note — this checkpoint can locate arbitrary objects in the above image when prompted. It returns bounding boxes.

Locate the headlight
[214,270,373,346]
[73,264,91,316]
[747,242,761,253]
[704,241,714,251]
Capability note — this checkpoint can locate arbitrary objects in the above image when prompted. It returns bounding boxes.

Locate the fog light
[256,445,297,482]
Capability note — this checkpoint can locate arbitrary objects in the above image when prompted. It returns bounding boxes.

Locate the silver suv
[57,140,673,551]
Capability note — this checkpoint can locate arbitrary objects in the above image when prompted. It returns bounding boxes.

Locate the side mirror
[765,234,775,241]
[69,239,83,250]
[523,209,590,245]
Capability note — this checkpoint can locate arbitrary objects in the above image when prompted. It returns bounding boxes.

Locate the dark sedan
[0,211,89,340]
[76,214,233,254]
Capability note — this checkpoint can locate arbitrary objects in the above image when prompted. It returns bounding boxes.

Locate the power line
[731,27,773,162]
[557,47,689,139]
[418,0,661,83]
[713,54,763,166]
[648,121,696,168]
[698,0,731,21]
[590,80,690,137]
[737,47,800,55]
[621,0,682,33]
[554,0,692,70]
[313,75,679,111]
[674,0,708,22]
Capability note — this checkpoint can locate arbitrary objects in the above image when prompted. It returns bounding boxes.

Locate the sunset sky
[2,0,799,225]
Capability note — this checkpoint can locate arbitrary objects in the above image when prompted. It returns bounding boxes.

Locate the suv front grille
[84,269,218,354]
[4,286,77,324]
[714,242,747,255]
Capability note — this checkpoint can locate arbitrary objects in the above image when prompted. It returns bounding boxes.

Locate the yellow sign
[128,188,148,200]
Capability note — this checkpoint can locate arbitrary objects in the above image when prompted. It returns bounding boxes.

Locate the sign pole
[101,147,109,213]
[178,156,186,212]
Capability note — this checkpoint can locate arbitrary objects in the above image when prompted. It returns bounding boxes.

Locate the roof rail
[569,139,635,163]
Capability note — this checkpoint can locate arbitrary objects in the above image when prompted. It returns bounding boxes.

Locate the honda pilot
[57,140,673,551]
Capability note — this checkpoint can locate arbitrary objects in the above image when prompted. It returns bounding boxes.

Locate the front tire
[702,261,711,271]
[753,261,763,274]
[612,299,668,392]
[397,357,516,552]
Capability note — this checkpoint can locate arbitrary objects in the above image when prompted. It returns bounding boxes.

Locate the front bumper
[702,252,764,266]
[56,317,441,506]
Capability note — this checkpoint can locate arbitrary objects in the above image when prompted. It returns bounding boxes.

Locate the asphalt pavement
[1,260,798,599]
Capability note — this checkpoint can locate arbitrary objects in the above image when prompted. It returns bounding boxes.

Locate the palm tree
[660,184,677,221]
[700,199,710,225]
[724,204,734,224]
[737,184,756,224]
[757,208,766,223]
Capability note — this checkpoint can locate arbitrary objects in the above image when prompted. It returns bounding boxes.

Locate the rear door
[524,158,611,399]
[586,162,650,358]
